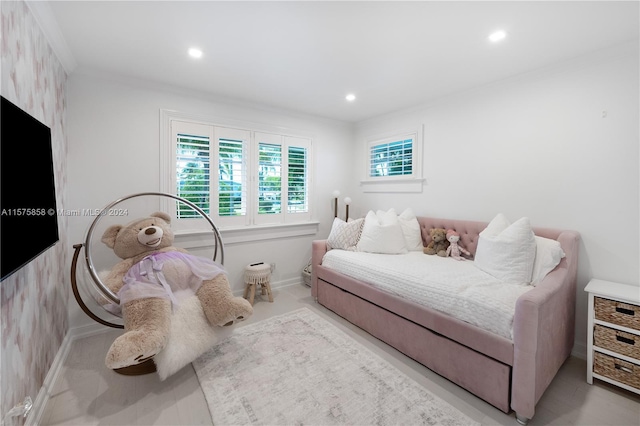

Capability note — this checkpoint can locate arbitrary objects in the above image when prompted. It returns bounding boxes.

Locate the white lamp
[332,190,340,217]
[344,197,351,221]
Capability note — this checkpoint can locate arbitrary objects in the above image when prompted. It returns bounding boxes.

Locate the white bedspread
[321,250,533,340]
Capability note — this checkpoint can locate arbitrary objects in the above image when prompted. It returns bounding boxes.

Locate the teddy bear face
[101,212,175,259]
[429,228,447,243]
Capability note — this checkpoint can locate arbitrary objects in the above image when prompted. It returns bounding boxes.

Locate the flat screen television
[1,96,59,280]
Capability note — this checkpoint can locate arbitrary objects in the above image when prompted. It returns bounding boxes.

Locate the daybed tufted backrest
[417,216,566,257]
[418,217,486,256]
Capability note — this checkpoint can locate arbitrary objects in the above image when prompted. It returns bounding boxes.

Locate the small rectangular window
[361,127,423,193]
[369,137,413,178]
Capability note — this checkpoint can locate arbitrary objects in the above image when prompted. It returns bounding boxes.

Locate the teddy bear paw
[206,297,253,327]
[105,330,167,369]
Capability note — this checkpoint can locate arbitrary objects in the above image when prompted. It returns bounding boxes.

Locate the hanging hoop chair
[70,192,224,375]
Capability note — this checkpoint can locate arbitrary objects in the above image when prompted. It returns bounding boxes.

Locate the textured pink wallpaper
[1,0,68,420]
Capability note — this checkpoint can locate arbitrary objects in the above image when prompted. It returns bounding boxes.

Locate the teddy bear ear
[150,211,171,224]
[101,225,122,249]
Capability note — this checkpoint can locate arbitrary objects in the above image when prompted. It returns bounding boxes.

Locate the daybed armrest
[311,240,329,299]
[511,231,580,420]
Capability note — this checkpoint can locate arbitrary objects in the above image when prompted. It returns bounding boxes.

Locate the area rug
[193,308,479,425]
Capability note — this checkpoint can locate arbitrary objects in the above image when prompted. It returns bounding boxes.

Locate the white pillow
[482,212,511,236]
[327,217,364,251]
[531,236,565,285]
[398,208,424,251]
[474,215,536,285]
[357,210,408,254]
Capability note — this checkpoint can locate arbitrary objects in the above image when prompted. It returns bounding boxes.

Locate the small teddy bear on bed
[423,227,450,257]
[445,229,471,260]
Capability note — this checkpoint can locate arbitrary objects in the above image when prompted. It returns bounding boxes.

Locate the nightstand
[585,279,640,394]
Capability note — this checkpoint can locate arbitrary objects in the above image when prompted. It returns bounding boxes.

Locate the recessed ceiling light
[488,30,507,43]
[345,93,356,102]
[188,48,203,58]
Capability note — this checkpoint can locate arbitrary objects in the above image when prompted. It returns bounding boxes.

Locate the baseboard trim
[571,341,587,360]
[25,332,72,426]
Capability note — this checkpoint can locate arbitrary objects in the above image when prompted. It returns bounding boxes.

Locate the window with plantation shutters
[369,136,414,178]
[254,134,311,225]
[361,127,423,193]
[164,115,313,232]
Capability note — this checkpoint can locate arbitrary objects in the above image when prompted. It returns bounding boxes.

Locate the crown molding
[25,0,77,74]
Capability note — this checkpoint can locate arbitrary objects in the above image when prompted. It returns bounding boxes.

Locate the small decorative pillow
[398,208,424,251]
[531,236,565,285]
[357,209,408,254]
[327,217,364,251]
[474,214,536,285]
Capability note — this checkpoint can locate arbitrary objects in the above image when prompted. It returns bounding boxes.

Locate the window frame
[160,110,316,238]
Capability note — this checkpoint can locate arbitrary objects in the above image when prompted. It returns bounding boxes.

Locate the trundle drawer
[594,324,640,360]
[594,352,640,391]
[317,279,512,413]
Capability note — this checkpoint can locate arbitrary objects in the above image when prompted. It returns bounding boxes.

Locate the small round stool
[244,263,273,305]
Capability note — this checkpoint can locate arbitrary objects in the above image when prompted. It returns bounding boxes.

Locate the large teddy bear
[100,211,253,370]
[423,227,450,257]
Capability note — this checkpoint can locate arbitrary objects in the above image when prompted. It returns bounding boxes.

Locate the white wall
[66,71,353,328]
[353,42,639,357]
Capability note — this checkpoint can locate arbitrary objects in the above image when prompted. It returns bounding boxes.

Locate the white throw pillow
[531,236,565,285]
[481,213,511,236]
[327,217,364,251]
[357,210,408,254]
[398,208,424,251]
[474,215,536,285]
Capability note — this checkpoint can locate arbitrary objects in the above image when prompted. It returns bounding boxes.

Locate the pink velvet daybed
[311,216,580,424]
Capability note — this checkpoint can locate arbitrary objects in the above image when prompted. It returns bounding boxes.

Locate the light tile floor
[41,284,640,425]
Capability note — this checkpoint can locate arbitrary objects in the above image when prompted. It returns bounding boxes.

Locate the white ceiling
[40,1,639,123]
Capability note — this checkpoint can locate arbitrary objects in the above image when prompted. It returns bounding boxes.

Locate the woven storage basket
[594,325,640,360]
[595,297,640,331]
[301,260,312,287]
[594,352,640,390]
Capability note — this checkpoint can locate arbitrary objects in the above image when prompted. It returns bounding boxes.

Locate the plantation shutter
[172,121,214,223]
[285,136,311,221]
[258,142,282,215]
[166,117,313,229]
[215,127,250,227]
[176,134,210,218]
[287,146,307,213]
[369,135,414,178]
[254,133,282,224]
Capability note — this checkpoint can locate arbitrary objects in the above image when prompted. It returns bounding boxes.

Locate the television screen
[1,96,59,280]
